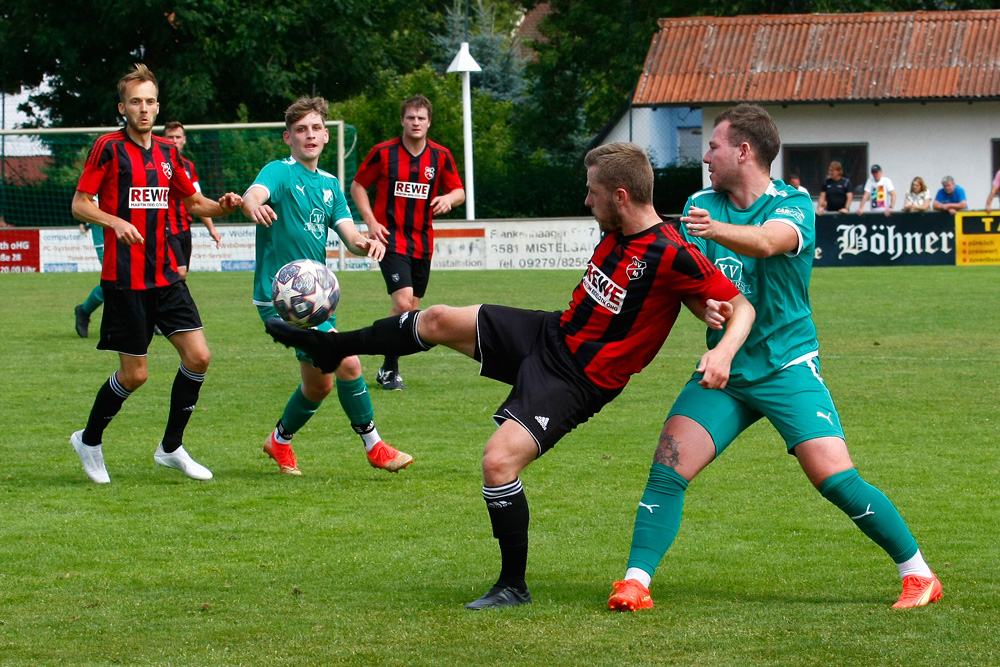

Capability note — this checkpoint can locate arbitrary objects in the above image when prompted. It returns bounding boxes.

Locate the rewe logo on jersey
[583,262,626,314]
[714,256,751,295]
[129,187,169,209]
[394,181,430,200]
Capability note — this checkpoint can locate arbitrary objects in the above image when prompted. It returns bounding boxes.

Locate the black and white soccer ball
[271,259,340,328]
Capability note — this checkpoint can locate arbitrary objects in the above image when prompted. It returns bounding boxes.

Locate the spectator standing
[857,164,896,216]
[902,177,932,212]
[932,176,968,215]
[816,161,853,214]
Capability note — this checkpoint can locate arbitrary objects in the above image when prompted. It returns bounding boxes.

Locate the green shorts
[667,355,845,456]
[257,304,338,364]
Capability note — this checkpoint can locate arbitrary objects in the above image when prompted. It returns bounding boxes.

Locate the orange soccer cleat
[892,574,942,609]
[366,441,413,472]
[263,433,302,475]
[608,578,654,611]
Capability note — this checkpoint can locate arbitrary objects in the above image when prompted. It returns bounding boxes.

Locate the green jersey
[682,180,817,385]
[250,157,353,305]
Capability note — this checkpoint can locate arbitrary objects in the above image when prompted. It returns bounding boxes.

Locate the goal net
[0,121,358,229]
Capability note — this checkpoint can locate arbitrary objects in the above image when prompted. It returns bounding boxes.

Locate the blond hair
[117,64,157,103]
[584,142,654,205]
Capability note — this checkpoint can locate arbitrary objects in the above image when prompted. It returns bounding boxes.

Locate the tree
[431,0,529,103]
[1,0,456,126]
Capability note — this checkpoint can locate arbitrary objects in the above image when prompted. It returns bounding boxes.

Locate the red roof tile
[634,11,1000,106]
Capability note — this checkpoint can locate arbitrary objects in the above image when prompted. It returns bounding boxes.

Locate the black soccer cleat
[74,305,90,338]
[464,582,532,610]
[264,318,345,373]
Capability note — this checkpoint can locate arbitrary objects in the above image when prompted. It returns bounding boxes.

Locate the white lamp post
[446,42,481,220]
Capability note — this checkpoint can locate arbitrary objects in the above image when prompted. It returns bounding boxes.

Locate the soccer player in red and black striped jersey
[163,121,222,280]
[68,64,242,484]
[351,95,465,391]
[266,142,755,609]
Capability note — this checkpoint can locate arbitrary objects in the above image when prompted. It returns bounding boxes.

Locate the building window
[783,145,868,196]
[677,127,702,166]
[993,139,1000,177]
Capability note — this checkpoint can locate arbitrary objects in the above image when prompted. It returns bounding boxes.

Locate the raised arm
[682,206,799,258]
[184,191,242,219]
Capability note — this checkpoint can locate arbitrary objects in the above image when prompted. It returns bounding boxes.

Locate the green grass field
[1,266,998,666]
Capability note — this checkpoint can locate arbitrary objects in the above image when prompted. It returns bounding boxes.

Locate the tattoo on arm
[654,431,681,469]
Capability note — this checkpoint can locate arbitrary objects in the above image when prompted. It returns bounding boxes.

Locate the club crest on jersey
[394,181,430,200]
[160,162,172,179]
[583,262,625,314]
[424,166,436,180]
[626,256,646,281]
[129,187,169,209]
[306,208,326,239]
[714,256,751,295]
[323,189,334,206]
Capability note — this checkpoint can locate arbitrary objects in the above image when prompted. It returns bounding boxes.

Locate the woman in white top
[902,176,932,212]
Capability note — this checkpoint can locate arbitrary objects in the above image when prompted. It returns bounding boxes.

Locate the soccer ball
[271,259,340,328]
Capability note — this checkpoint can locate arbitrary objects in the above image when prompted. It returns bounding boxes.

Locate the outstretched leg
[265,305,481,373]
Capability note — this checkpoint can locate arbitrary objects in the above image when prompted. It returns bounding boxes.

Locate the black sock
[161,365,205,453]
[382,355,399,374]
[483,479,530,589]
[337,311,434,358]
[83,373,132,445]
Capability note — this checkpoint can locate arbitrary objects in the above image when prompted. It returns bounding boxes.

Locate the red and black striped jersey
[76,130,196,290]
[166,155,202,235]
[560,219,739,390]
[353,137,463,259]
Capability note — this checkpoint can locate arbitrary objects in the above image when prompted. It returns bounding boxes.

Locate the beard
[596,206,624,234]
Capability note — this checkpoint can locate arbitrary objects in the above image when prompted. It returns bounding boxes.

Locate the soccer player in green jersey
[74,222,105,338]
[608,104,941,611]
[242,96,413,475]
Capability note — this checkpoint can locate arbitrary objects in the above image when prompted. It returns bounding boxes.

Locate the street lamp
[446,42,481,220]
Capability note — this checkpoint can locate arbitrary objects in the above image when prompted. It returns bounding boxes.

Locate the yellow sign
[955,212,1000,266]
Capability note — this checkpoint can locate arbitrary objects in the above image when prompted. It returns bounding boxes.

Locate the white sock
[897,549,933,579]
[624,567,652,588]
[361,426,382,452]
[272,428,291,445]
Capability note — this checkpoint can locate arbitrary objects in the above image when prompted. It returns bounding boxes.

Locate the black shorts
[98,281,203,356]
[475,305,621,457]
[167,229,193,268]
[379,252,431,298]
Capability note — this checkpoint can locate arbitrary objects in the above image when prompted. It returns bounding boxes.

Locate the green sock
[279,385,322,434]
[82,285,104,314]
[626,463,689,577]
[337,376,374,426]
[818,468,919,563]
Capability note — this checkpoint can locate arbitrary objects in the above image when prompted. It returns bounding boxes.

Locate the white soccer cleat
[154,444,213,481]
[71,430,110,484]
